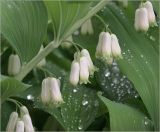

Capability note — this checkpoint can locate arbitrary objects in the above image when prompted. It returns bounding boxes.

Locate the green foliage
[1,0,48,62]
[98,93,153,131]
[1,0,159,131]
[1,76,30,103]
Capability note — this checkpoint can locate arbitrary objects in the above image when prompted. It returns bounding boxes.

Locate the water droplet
[73,89,77,93]
[78,125,83,130]
[140,54,144,58]
[27,94,34,100]
[105,71,110,77]
[82,100,88,106]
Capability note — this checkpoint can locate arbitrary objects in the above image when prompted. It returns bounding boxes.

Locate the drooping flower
[6,112,18,132]
[37,45,46,67]
[49,77,64,105]
[111,34,122,58]
[81,49,97,76]
[79,57,90,84]
[69,60,80,86]
[41,78,51,104]
[81,19,94,35]
[41,77,64,105]
[23,114,34,132]
[15,121,24,132]
[144,1,156,26]
[96,32,105,57]
[8,54,21,76]
[134,8,149,32]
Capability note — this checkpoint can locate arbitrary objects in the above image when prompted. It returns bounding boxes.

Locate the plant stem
[15,0,109,81]
[15,40,60,81]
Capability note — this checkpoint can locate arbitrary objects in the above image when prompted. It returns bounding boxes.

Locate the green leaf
[35,79,100,131]
[44,0,109,40]
[1,0,48,62]
[98,93,153,131]
[102,3,159,129]
[0,76,30,103]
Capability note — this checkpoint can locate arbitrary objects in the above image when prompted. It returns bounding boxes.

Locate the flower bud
[37,45,46,67]
[81,19,94,35]
[81,49,97,76]
[6,112,18,132]
[101,32,112,58]
[23,114,34,132]
[70,61,80,86]
[15,121,24,132]
[79,57,90,84]
[61,36,73,48]
[144,1,156,25]
[96,32,105,57]
[111,34,122,58]
[20,106,29,116]
[8,54,21,76]
[49,77,64,105]
[134,8,149,32]
[41,78,51,104]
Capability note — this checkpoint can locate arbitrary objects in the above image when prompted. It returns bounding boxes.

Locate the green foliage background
[0,0,159,131]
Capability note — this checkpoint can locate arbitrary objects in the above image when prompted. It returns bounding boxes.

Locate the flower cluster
[6,106,34,132]
[70,49,97,86]
[81,19,94,35]
[96,32,122,64]
[41,77,64,105]
[134,1,156,32]
[8,54,21,76]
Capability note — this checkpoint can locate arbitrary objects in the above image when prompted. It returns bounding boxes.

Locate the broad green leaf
[0,76,30,103]
[98,93,153,131]
[1,0,48,62]
[102,3,159,129]
[44,0,109,40]
[35,79,100,131]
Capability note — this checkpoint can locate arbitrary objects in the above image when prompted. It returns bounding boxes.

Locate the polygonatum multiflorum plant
[1,0,159,131]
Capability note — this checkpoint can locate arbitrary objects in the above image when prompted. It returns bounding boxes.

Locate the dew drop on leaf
[82,100,88,106]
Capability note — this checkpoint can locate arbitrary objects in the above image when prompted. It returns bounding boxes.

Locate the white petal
[23,115,34,132]
[6,112,18,132]
[8,54,21,76]
[15,121,24,132]
[79,57,90,84]
[144,1,156,25]
[70,61,80,86]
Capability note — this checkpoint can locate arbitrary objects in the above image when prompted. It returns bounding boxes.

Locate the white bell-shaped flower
[15,121,24,132]
[49,77,64,105]
[111,34,122,58]
[79,57,90,84]
[81,19,94,35]
[96,32,105,57]
[8,54,21,76]
[41,78,51,104]
[81,49,97,76]
[101,32,112,58]
[134,8,149,32]
[37,45,46,67]
[144,1,156,25]
[6,112,18,132]
[69,60,80,86]
[23,114,34,132]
